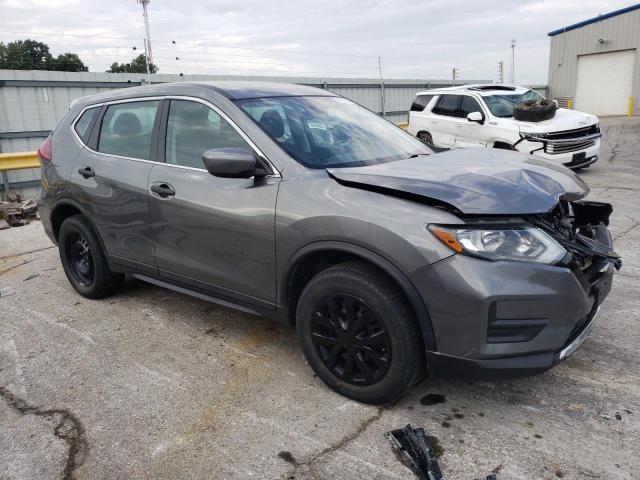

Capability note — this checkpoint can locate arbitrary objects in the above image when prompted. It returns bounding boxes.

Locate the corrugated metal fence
[0,70,547,197]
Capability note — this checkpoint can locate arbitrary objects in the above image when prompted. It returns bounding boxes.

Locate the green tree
[0,39,88,72]
[0,39,52,70]
[48,52,88,72]
[107,54,157,74]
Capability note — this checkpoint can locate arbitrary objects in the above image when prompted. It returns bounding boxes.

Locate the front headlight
[428,225,566,264]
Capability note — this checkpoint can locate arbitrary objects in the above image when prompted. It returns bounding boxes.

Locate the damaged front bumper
[513,132,602,169]
[411,200,619,379]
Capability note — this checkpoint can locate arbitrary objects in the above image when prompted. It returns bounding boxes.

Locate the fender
[281,240,437,352]
[49,197,110,260]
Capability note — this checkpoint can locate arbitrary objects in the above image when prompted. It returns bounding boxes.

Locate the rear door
[68,98,161,274]
[454,95,488,148]
[430,95,462,147]
[148,98,279,308]
[407,94,435,136]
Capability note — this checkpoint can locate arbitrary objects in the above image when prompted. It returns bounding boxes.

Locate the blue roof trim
[548,3,640,36]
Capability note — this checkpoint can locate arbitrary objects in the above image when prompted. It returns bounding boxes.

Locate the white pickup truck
[407,85,601,169]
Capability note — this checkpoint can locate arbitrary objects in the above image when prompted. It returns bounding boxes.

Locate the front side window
[483,90,544,118]
[236,96,432,169]
[74,107,100,143]
[460,96,483,117]
[432,95,462,117]
[98,100,159,160]
[410,94,434,112]
[165,100,252,169]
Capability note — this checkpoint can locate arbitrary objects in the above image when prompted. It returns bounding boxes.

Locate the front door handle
[77,166,95,178]
[150,182,175,198]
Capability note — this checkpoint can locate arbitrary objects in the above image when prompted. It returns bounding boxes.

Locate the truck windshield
[236,96,432,169]
[483,90,544,118]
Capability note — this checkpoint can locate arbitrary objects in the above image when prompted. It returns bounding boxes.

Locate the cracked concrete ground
[1,117,639,480]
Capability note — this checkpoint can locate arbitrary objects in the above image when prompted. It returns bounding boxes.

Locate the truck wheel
[296,261,424,404]
[417,131,433,145]
[58,215,123,299]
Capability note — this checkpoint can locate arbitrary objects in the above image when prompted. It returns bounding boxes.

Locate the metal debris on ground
[0,287,16,298]
[385,424,497,480]
[0,193,39,228]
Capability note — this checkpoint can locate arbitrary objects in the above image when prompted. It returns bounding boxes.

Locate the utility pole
[510,39,516,84]
[378,56,386,117]
[498,61,504,84]
[137,0,153,84]
[452,67,458,81]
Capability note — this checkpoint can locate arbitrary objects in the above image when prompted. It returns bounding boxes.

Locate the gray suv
[38,82,620,404]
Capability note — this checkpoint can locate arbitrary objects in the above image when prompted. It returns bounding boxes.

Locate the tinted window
[165,100,251,169]
[460,96,483,116]
[432,95,462,117]
[74,107,99,143]
[98,101,159,160]
[237,96,432,169]
[410,94,434,112]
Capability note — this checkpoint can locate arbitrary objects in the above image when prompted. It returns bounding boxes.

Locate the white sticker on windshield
[308,121,327,130]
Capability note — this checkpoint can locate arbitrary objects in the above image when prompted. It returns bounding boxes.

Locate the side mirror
[467,111,484,124]
[202,148,267,179]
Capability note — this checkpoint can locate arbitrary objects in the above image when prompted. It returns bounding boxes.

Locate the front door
[148,98,279,308]
[454,95,487,148]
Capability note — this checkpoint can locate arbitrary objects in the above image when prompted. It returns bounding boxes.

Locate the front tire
[296,261,424,404]
[417,131,434,145]
[58,215,123,299]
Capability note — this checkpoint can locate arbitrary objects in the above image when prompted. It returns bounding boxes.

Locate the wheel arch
[281,241,437,352]
[50,198,108,256]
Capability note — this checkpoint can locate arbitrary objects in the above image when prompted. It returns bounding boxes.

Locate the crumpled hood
[510,108,598,133]
[327,149,589,215]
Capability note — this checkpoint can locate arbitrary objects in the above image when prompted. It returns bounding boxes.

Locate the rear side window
[460,96,483,116]
[98,100,159,160]
[165,100,251,169]
[74,107,100,144]
[432,95,462,117]
[410,94,434,112]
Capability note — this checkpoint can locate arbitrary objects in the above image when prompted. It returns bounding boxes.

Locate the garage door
[574,49,635,115]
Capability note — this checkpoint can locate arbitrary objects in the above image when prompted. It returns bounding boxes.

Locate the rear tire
[58,215,123,299]
[296,261,424,404]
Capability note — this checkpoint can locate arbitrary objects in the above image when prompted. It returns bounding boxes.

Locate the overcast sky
[0,0,634,83]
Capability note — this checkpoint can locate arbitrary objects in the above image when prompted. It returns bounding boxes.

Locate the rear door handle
[77,166,95,178]
[150,182,175,198]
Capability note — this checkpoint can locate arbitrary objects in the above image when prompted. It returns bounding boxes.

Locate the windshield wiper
[409,152,430,158]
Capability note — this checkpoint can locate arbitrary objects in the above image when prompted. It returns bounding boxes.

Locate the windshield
[235,96,432,168]
[483,90,544,118]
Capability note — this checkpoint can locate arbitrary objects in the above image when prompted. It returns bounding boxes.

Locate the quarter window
[432,95,462,117]
[410,94,434,112]
[74,107,100,143]
[165,100,252,169]
[98,100,159,160]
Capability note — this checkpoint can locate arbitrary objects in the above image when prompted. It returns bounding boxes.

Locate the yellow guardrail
[0,151,40,172]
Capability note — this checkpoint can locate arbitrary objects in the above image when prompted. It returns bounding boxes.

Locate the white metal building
[548,3,640,116]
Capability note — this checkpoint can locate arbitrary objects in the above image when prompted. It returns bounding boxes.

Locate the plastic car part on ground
[385,424,498,480]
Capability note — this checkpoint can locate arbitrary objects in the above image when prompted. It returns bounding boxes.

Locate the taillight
[38,136,52,163]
